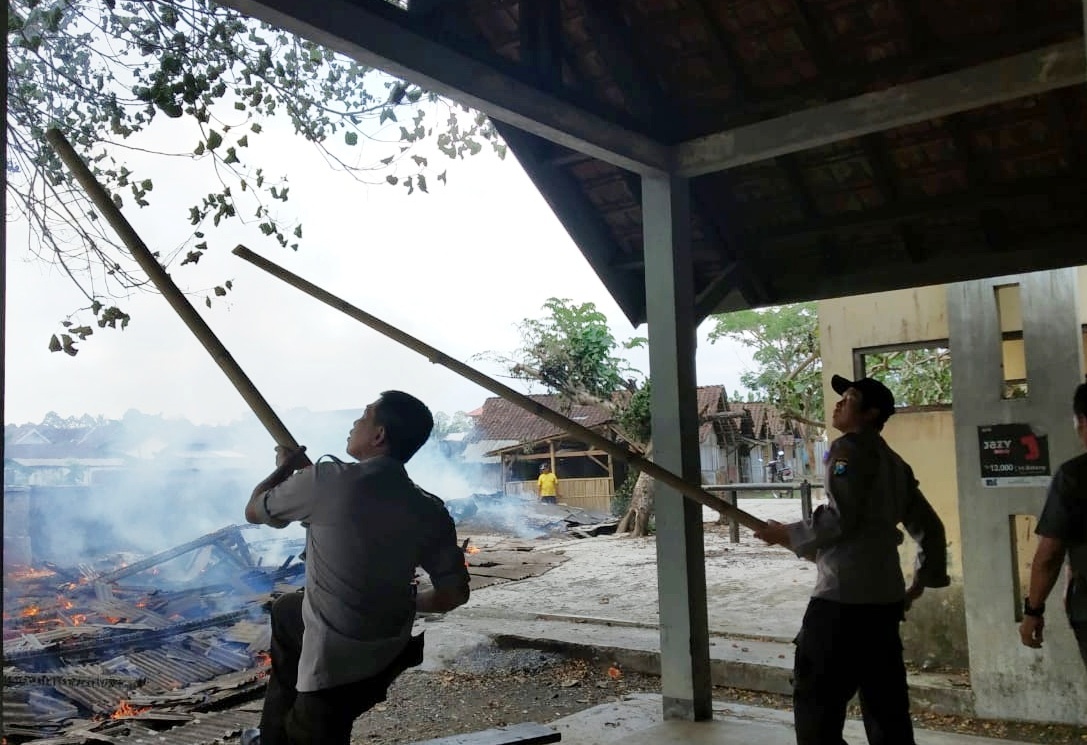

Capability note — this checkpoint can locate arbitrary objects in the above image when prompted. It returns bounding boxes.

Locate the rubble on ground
[2,523,569,744]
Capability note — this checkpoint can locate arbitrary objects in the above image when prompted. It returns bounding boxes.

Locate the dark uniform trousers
[259,591,424,745]
[793,598,914,745]
[1069,574,1087,667]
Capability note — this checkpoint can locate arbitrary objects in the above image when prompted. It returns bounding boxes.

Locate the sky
[4,91,756,430]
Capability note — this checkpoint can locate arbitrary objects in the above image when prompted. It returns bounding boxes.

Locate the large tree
[862,346,953,406]
[8,0,503,354]
[709,304,954,473]
[708,302,824,475]
[484,297,662,536]
[431,410,472,441]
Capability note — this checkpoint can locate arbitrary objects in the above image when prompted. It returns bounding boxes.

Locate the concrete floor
[550,695,1036,745]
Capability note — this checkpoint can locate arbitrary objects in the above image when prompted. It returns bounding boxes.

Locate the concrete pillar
[948,269,1087,724]
[641,173,712,721]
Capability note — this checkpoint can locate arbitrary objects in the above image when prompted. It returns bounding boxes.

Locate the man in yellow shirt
[537,463,559,504]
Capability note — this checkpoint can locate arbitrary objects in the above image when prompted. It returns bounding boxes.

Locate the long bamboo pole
[45,129,309,463]
[232,245,768,531]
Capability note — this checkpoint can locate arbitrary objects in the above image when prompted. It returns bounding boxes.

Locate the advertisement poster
[977,423,1051,488]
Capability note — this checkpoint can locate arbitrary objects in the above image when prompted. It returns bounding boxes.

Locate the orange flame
[111,700,150,719]
[7,566,56,580]
[20,605,41,618]
[105,616,122,624]
[71,614,88,626]
[255,651,273,678]
[465,545,481,554]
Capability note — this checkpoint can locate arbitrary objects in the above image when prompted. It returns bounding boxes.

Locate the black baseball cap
[831,374,896,423]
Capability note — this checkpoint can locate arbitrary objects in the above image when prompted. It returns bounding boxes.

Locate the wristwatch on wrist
[1023,598,1045,617]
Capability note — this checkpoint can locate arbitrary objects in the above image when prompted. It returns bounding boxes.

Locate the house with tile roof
[3,423,130,487]
[463,386,748,512]
[728,400,826,481]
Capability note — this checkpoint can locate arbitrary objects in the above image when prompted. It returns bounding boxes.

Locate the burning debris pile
[2,520,571,744]
[458,538,570,592]
[2,525,304,744]
[446,492,619,540]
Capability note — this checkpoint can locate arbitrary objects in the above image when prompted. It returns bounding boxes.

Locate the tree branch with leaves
[708,302,824,472]
[9,0,505,354]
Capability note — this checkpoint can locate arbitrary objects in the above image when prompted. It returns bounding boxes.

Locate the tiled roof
[466,386,732,446]
[696,385,727,442]
[734,402,798,441]
[464,394,614,444]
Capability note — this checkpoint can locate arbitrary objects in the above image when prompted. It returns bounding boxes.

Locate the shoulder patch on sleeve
[832,459,848,476]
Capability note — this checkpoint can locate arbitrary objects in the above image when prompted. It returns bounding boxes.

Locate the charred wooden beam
[3,609,251,664]
[3,669,147,689]
[90,525,256,586]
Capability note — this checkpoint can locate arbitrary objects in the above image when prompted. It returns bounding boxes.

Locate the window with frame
[853,341,952,411]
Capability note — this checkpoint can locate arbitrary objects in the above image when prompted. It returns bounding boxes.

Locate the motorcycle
[766,451,792,498]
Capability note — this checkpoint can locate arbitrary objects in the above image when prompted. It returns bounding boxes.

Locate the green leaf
[293,225,302,238]
[251,123,263,133]
[194,141,205,156]
[206,130,223,150]
[344,131,358,146]
[238,135,249,147]
[386,175,398,185]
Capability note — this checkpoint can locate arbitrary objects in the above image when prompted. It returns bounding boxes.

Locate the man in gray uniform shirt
[755,375,950,745]
[241,391,470,745]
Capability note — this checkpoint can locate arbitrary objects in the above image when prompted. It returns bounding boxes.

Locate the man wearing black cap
[755,374,950,745]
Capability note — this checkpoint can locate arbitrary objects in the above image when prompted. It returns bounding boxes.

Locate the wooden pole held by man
[45,128,308,463]
[232,244,768,531]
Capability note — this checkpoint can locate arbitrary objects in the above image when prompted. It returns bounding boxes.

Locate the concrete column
[641,173,712,721]
[948,269,1087,723]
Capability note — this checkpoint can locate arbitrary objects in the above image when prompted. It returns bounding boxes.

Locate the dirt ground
[348,648,658,742]
[347,645,1087,744]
